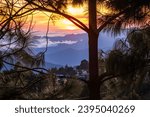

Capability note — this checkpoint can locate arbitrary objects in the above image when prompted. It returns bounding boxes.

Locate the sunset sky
[28,4,109,37]
[0,1,113,49]
[31,5,88,37]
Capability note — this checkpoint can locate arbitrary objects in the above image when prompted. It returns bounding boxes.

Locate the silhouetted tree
[0,0,45,70]
[0,0,49,99]
[2,0,150,99]
[103,26,150,99]
[77,59,88,71]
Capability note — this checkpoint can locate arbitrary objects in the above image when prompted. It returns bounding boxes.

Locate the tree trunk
[88,0,100,99]
[88,32,100,99]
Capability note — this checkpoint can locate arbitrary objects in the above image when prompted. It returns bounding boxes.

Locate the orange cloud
[25,5,88,36]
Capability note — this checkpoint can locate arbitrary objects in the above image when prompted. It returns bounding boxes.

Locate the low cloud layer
[33,37,78,48]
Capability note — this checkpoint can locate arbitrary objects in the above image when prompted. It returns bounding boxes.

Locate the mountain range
[33,32,124,67]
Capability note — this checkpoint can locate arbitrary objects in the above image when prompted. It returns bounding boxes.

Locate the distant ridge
[45,48,88,66]
[33,32,124,66]
[44,62,62,69]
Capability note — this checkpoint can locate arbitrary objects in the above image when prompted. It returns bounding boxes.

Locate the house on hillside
[76,70,89,81]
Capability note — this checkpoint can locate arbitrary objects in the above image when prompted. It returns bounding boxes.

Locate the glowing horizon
[26,4,110,37]
[28,5,87,36]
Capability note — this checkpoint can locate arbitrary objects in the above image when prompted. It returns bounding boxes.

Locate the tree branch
[3,60,49,74]
[25,0,89,32]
